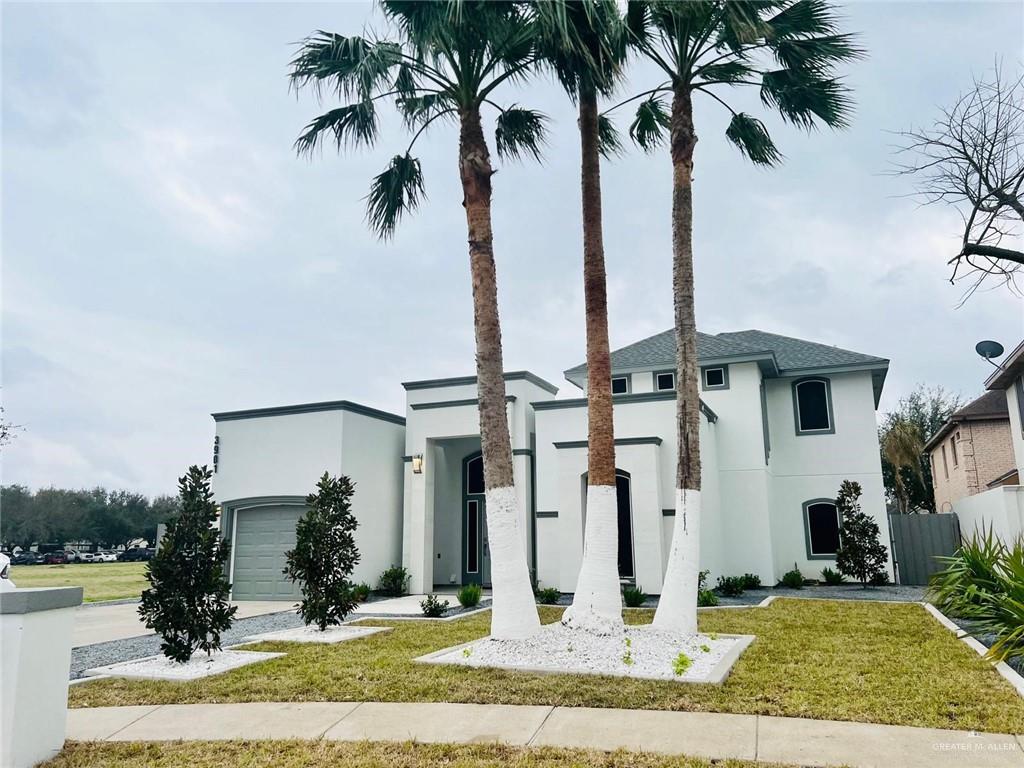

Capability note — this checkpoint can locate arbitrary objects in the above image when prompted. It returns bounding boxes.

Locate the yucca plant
[289,1,546,640]
[929,529,1024,662]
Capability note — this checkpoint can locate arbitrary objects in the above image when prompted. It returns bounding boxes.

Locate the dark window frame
[802,498,842,559]
[792,377,835,435]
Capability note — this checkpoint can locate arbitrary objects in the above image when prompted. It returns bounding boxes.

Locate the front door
[463,453,492,586]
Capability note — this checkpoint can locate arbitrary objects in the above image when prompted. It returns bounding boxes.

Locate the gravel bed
[84,649,284,681]
[70,608,305,680]
[352,599,492,620]
[424,622,738,682]
[950,618,1024,676]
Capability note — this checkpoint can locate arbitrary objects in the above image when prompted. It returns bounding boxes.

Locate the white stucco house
[212,328,893,600]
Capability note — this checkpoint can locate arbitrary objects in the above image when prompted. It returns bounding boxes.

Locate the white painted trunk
[485,486,541,640]
[562,485,624,634]
[652,489,700,634]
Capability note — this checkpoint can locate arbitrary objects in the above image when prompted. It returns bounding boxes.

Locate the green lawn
[10,562,148,602]
[46,741,788,768]
[68,599,1024,733]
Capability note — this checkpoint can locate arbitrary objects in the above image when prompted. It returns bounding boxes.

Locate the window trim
[654,370,676,392]
[802,498,842,560]
[951,434,959,467]
[611,374,631,395]
[792,377,835,435]
[701,365,729,391]
[941,444,949,479]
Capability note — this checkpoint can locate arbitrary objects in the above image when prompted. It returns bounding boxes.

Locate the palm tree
[882,419,925,514]
[614,0,862,634]
[536,1,628,634]
[289,1,546,640]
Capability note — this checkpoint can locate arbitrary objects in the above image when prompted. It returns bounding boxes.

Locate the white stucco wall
[954,485,1024,544]
[1005,381,1024,476]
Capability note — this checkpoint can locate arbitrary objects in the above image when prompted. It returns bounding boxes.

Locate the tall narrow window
[804,500,841,557]
[1017,377,1024,438]
[941,445,949,478]
[793,378,833,434]
[466,500,479,574]
[951,434,959,467]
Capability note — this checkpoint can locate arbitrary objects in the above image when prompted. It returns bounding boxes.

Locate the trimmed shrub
[457,582,482,608]
[139,466,236,663]
[781,564,804,589]
[697,569,718,606]
[741,573,762,590]
[716,575,746,597]
[420,593,450,617]
[351,582,372,602]
[536,586,561,604]
[377,565,410,597]
[622,585,647,607]
[868,569,890,586]
[820,566,844,585]
[834,480,889,587]
[283,473,360,631]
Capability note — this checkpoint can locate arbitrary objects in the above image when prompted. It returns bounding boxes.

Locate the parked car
[43,551,67,565]
[12,551,44,565]
[96,551,118,563]
[64,550,82,562]
[77,552,97,563]
[119,547,154,562]
[0,553,13,590]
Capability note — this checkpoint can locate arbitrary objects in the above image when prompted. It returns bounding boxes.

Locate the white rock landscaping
[239,624,391,644]
[83,649,283,681]
[417,623,754,684]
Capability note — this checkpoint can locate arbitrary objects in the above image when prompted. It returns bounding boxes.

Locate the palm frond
[697,60,756,85]
[760,68,853,129]
[365,154,426,240]
[495,107,549,162]
[534,0,627,97]
[597,113,624,159]
[767,0,840,38]
[289,33,402,101]
[397,93,453,129]
[718,1,774,51]
[773,34,864,74]
[629,97,670,152]
[294,101,378,156]
[725,113,782,165]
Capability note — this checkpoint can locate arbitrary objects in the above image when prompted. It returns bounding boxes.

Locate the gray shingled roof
[565,328,888,377]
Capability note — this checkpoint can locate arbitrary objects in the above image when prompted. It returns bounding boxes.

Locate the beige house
[925,390,1018,512]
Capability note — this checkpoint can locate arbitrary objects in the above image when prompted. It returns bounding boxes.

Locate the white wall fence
[953,485,1024,544]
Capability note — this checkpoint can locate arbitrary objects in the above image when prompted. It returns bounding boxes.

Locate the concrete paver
[73,601,292,647]
[110,702,360,742]
[322,702,553,746]
[757,714,1024,768]
[66,706,161,741]
[531,707,757,761]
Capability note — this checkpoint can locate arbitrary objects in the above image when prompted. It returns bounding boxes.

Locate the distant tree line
[0,485,180,551]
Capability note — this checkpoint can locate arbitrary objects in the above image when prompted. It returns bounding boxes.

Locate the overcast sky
[3,1,1023,497]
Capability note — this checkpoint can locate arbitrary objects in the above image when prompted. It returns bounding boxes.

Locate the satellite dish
[975,340,1005,360]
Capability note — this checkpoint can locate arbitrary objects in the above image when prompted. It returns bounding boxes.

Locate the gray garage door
[231,505,305,601]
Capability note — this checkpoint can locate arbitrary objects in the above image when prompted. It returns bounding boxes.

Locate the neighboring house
[212,328,894,600]
[924,390,1017,512]
[949,340,1024,543]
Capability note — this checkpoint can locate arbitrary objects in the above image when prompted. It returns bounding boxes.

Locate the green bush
[535,586,561,604]
[622,585,647,607]
[420,594,450,617]
[929,529,1024,662]
[351,582,372,602]
[781,564,804,589]
[139,466,236,663]
[283,473,360,631]
[457,583,482,608]
[820,566,844,585]
[868,570,890,586]
[741,573,762,590]
[377,565,410,597]
[716,575,745,597]
[697,569,718,606]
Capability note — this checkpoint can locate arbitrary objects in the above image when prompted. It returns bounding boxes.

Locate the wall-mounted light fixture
[411,454,424,474]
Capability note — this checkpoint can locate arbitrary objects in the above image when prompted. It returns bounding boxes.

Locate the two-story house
[211,328,893,600]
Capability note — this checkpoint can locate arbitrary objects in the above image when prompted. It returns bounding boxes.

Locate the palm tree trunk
[653,86,701,635]
[562,86,624,635]
[458,105,540,640]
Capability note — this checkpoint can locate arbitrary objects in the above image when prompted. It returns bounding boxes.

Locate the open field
[68,599,1024,733]
[10,562,148,602]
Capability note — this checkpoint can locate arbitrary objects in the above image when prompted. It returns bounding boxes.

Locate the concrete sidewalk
[73,601,293,647]
[67,701,1024,768]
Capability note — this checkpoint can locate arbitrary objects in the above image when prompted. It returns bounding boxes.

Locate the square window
[611,376,629,395]
[703,368,725,388]
[655,372,675,391]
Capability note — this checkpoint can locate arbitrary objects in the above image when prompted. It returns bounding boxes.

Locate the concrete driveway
[73,601,294,648]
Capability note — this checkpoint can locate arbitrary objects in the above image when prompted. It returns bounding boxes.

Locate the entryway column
[405,447,435,594]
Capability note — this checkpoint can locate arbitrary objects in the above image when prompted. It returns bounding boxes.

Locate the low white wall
[955,485,1024,544]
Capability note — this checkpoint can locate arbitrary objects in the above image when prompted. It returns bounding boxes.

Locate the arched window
[793,378,834,434]
[803,499,840,558]
[465,454,484,495]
